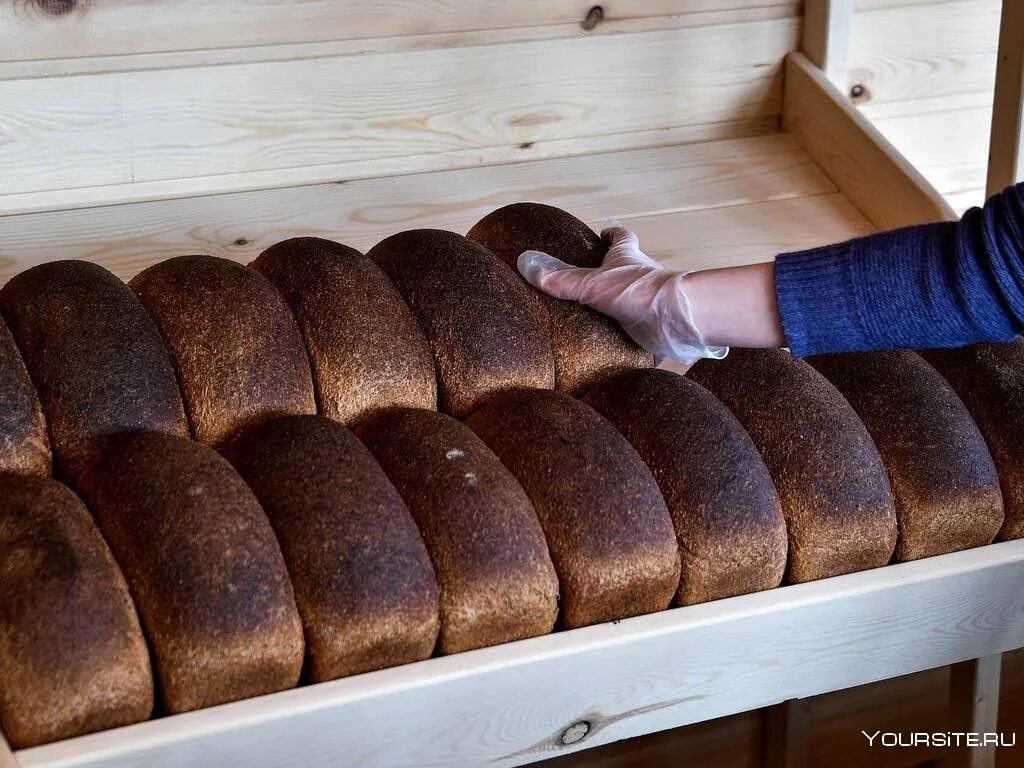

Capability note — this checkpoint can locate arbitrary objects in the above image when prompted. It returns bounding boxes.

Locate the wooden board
[847,0,999,106]
[0,18,797,214]
[858,95,992,214]
[14,539,1024,768]
[623,193,872,271]
[0,132,838,284]
[0,0,801,71]
[782,52,956,228]
[986,0,1024,196]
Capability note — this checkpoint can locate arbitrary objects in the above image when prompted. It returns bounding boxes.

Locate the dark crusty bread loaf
[467,203,652,394]
[583,369,786,604]
[921,339,1024,541]
[0,318,50,477]
[0,261,187,486]
[223,415,439,681]
[688,349,897,583]
[357,408,558,653]
[79,432,303,714]
[368,230,554,418]
[0,476,152,748]
[129,255,315,447]
[809,350,1003,560]
[465,389,679,628]
[251,238,437,425]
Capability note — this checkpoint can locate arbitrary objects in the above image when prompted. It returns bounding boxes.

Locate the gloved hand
[518,225,729,365]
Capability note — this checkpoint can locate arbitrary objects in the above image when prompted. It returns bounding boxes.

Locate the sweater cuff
[773,241,869,357]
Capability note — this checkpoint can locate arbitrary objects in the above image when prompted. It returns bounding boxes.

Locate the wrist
[681,262,785,348]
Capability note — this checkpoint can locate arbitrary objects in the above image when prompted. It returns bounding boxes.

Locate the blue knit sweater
[774,183,1024,357]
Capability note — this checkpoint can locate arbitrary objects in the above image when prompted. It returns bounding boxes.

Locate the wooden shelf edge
[782,50,958,228]
[16,539,1024,768]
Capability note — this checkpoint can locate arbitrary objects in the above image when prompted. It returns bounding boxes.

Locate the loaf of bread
[79,432,303,714]
[467,203,652,394]
[466,389,679,628]
[251,238,437,425]
[0,318,50,477]
[129,255,315,447]
[688,349,897,582]
[0,261,187,486]
[223,415,439,681]
[357,408,558,653]
[809,350,1003,560]
[0,476,152,749]
[583,369,786,604]
[369,230,554,418]
[921,339,1024,541]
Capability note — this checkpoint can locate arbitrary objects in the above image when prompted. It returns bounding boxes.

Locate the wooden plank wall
[0,0,800,215]
[846,0,1000,214]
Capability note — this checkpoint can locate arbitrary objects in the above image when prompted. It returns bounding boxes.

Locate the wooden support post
[763,699,810,768]
[987,0,1024,197]
[801,0,854,88]
[0,731,18,768]
[946,655,1002,768]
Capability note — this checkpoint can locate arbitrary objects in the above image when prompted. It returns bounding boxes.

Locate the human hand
[517,226,729,365]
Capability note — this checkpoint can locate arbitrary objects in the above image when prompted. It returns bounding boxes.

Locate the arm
[774,182,1024,356]
[520,184,1024,362]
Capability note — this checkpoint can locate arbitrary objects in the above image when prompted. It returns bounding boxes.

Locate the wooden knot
[559,720,591,746]
[849,82,871,104]
[581,6,604,31]
[35,0,77,16]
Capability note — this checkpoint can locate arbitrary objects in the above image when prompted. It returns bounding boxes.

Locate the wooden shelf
[13,540,1024,768]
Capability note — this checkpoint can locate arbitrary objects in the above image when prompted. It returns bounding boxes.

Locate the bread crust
[921,339,1024,540]
[357,408,558,653]
[468,203,652,393]
[224,415,439,681]
[0,261,187,486]
[252,238,437,425]
[129,255,315,447]
[584,368,786,604]
[466,389,680,628]
[0,476,152,748]
[79,432,304,714]
[369,230,555,418]
[688,349,897,582]
[810,350,1003,560]
[0,317,50,477]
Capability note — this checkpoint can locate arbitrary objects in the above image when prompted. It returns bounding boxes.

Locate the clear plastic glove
[518,225,729,365]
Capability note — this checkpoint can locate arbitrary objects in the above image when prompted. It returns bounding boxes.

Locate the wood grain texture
[783,52,957,228]
[987,0,1024,196]
[0,19,796,212]
[847,0,999,106]
[13,540,1024,768]
[861,99,991,213]
[0,1,800,67]
[620,193,873,271]
[0,133,833,285]
[802,0,853,85]
[949,655,1002,768]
